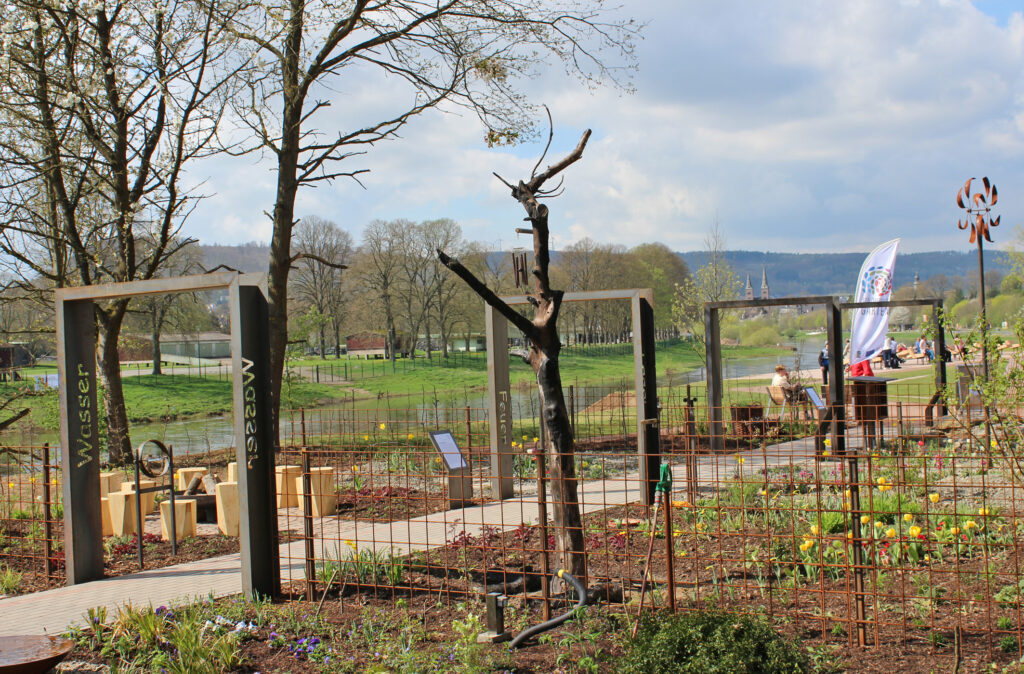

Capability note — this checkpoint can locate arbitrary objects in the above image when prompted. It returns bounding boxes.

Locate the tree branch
[436,248,535,338]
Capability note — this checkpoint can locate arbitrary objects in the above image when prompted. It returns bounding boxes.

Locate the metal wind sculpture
[956,177,999,380]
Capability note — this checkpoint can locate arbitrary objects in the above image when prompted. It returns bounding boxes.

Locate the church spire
[760,265,769,300]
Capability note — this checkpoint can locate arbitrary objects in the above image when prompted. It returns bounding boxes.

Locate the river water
[8,339,827,456]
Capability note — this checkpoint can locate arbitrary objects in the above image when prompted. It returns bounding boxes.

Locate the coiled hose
[509,569,588,649]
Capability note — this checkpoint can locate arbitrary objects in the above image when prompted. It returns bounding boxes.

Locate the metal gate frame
[55,272,279,599]
[485,288,661,505]
[704,296,946,452]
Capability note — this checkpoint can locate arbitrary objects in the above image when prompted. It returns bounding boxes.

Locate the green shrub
[618,610,809,673]
[0,564,22,594]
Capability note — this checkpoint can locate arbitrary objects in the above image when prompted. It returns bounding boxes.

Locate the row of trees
[286,217,692,358]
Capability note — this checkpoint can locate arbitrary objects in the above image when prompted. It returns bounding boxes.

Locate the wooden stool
[227,462,238,483]
[275,465,301,508]
[159,499,197,541]
[293,467,336,517]
[215,482,239,536]
[100,496,113,537]
[120,480,157,514]
[177,467,208,492]
[106,491,138,537]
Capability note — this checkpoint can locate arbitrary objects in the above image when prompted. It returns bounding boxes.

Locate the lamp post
[956,177,1000,381]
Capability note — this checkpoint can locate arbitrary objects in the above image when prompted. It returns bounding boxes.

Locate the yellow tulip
[379,423,386,430]
[964,520,977,530]
[886,528,897,538]
[909,525,922,537]
[979,507,990,516]
[407,433,414,440]
[874,521,883,528]
[810,525,820,536]
[903,513,913,523]
[929,493,940,504]
[950,527,960,535]
[860,515,870,525]
[532,437,539,443]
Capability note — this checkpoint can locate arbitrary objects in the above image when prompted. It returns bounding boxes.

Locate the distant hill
[679,250,1010,298]
[196,241,1008,298]
[198,243,269,273]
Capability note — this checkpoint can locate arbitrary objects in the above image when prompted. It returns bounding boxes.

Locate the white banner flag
[849,238,900,365]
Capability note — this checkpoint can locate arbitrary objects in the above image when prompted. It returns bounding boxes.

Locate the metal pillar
[704,306,723,453]
[57,299,102,584]
[231,283,280,599]
[485,303,514,499]
[633,291,660,506]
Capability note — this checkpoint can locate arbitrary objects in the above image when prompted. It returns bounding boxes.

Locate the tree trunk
[319,323,327,359]
[96,302,132,466]
[425,315,432,360]
[151,304,162,376]
[267,100,302,444]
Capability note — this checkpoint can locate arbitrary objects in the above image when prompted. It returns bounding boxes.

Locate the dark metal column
[57,299,103,584]
[825,300,846,454]
[231,283,280,599]
[633,293,660,506]
[932,300,948,392]
[705,306,723,452]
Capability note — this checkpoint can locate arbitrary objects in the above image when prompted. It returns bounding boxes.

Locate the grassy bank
[19,375,350,431]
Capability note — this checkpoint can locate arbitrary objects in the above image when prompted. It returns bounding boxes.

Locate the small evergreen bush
[618,610,809,674]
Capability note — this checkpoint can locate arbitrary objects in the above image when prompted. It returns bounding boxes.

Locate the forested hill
[679,250,1012,298]
[197,241,1009,298]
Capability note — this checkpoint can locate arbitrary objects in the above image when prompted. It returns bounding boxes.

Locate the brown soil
[1,517,239,595]
[334,486,486,522]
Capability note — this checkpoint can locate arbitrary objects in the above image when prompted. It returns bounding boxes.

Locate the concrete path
[0,435,838,637]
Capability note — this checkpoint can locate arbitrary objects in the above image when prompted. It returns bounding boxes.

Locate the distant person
[818,343,829,386]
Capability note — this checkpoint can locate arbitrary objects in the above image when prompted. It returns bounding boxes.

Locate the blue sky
[185,0,1024,255]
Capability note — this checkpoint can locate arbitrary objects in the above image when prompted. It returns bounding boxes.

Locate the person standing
[818,342,829,386]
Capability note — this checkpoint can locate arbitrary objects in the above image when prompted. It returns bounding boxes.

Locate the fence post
[42,443,53,580]
[300,409,315,599]
[465,406,472,451]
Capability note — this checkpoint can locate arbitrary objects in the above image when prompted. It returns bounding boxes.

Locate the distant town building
[760,265,770,300]
[744,274,754,301]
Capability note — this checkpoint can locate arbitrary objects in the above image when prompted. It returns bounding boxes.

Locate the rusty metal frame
[55,272,279,598]
[486,288,660,505]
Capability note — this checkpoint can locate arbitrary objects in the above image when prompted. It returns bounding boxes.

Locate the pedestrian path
[0,436,837,637]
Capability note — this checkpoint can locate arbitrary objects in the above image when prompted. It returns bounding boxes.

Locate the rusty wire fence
[0,443,64,589]
[275,375,1024,662]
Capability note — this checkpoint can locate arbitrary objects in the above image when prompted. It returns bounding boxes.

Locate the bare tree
[0,0,238,463]
[291,216,353,357]
[438,127,592,582]
[672,219,741,358]
[358,219,405,361]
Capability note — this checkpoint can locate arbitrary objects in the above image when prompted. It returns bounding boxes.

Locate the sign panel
[429,430,468,470]
[805,387,826,411]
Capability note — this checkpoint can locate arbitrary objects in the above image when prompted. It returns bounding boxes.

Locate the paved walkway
[0,434,845,637]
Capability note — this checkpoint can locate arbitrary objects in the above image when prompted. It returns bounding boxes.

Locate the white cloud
[181,0,1024,255]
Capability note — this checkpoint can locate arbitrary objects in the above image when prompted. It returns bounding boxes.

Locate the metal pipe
[509,570,587,648]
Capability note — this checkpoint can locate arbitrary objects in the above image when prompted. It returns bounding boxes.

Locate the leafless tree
[291,216,353,357]
[438,127,592,582]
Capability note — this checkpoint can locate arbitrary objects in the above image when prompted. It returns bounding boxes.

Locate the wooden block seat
[159,498,197,541]
[293,467,337,517]
[275,465,301,508]
[215,482,239,536]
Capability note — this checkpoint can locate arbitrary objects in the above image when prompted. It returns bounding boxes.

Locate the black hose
[509,569,588,649]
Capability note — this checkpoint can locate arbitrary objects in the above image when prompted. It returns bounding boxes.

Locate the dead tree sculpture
[437,127,591,582]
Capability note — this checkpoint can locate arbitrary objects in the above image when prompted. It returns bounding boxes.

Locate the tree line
[286,217,691,359]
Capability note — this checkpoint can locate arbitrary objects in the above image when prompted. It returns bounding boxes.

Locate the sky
[184,0,1024,255]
